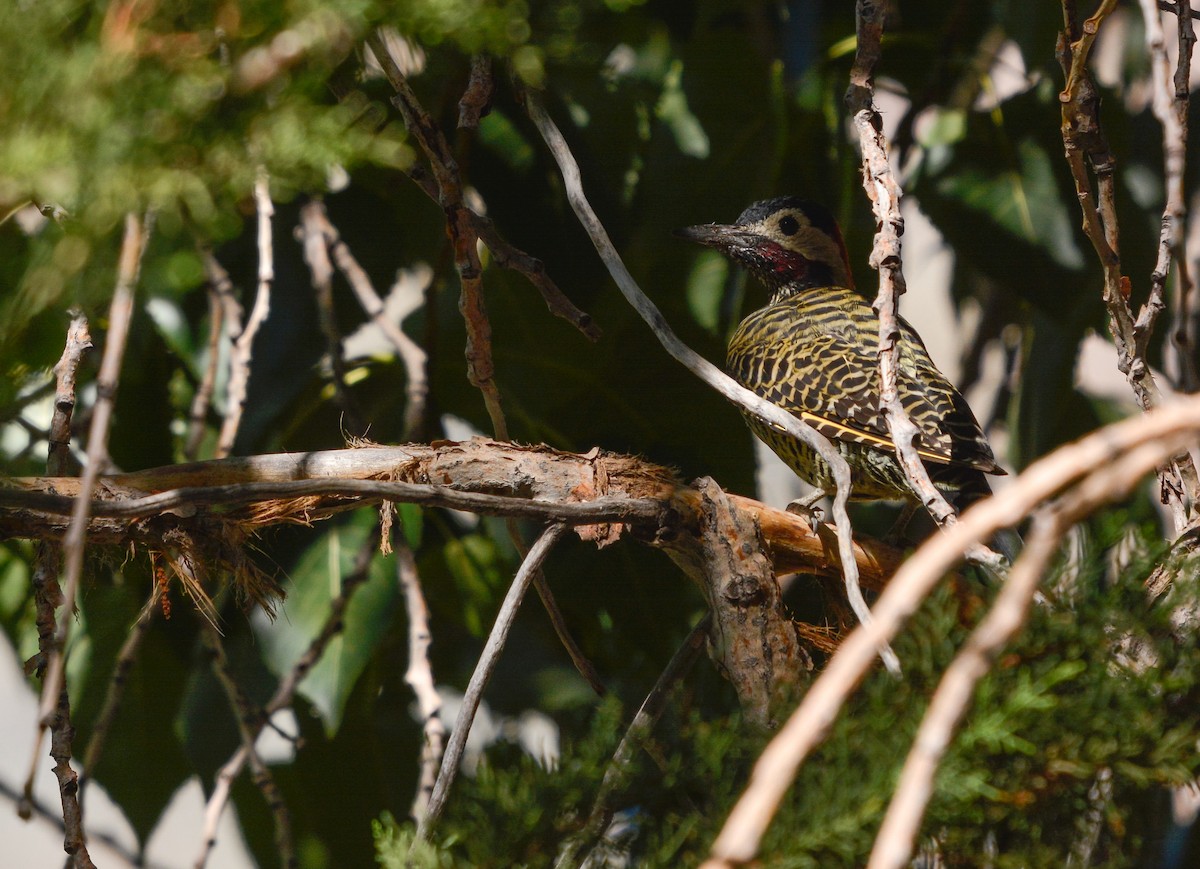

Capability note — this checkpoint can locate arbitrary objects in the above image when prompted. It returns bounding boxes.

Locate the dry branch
[1058,1,1200,528]
[703,394,1200,867]
[518,85,901,671]
[1,439,900,589]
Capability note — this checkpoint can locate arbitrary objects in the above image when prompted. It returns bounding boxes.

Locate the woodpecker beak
[674,223,759,254]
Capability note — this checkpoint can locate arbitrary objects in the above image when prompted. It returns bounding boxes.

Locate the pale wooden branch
[299,200,365,434]
[846,0,1005,572]
[703,394,1200,867]
[397,542,445,823]
[184,270,224,461]
[518,86,899,672]
[867,423,1191,868]
[301,200,429,440]
[33,214,145,869]
[193,529,378,867]
[2,440,902,590]
[216,170,274,459]
[416,522,567,840]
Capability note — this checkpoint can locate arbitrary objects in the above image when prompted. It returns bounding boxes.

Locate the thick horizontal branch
[0,439,900,587]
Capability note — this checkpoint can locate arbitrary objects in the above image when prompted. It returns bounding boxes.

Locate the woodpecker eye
[778,215,800,236]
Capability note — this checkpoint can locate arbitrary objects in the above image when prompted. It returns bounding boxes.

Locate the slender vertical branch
[1058,0,1199,528]
[184,273,225,461]
[417,522,567,840]
[301,200,430,440]
[366,31,508,438]
[216,170,274,459]
[845,0,1006,570]
[299,200,365,434]
[397,542,445,823]
[35,213,144,868]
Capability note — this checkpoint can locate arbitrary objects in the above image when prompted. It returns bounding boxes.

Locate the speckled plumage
[678,196,1004,508]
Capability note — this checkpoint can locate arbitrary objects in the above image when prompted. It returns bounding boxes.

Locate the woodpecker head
[676,197,854,301]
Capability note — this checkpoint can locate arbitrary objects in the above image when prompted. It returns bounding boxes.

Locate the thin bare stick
[867,434,1186,868]
[703,394,1200,867]
[416,522,568,839]
[559,616,709,869]
[79,584,161,802]
[302,200,429,440]
[37,214,143,867]
[20,312,91,832]
[48,312,91,474]
[366,30,508,439]
[193,528,378,867]
[406,164,600,340]
[216,170,274,458]
[184,271,225,461]
[202,624,295,869]
[299,200,365,434]
[397,542,445,823]
[520,86,896,673]
[1059,1,1200,527]
[846,0,1005,570]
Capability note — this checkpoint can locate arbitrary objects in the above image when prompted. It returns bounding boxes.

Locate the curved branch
[704,394,1200,867]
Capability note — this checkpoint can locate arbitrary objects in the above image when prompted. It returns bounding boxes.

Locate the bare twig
[416,522,568,839]
[202,624,295,869]
[703,394,1200,867]
[867,426,1188,868]
[216,170,274,458]
[48,312,91,474]
[184,270,225,461]
[846,0,1006,571]
[1059,1,1200,528]
[558,617,709,869]
[397,542,445,822]
[32,213,144,869]
[79,585,161,802]
[519,85,896,673]
[194,527,379,867]
[301,200,429,440]
[366,30,507,438]
[458,54,495,129]
[299,200,365,434]
[404,166,600,340]
[21,312,91,839]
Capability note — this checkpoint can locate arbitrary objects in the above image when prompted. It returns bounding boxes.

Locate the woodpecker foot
[785,493,826,533]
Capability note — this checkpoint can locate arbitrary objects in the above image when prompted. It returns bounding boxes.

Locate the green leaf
[254,511,399,736]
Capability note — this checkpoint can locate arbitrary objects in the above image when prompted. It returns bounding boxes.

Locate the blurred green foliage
[3,0,1199,866]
